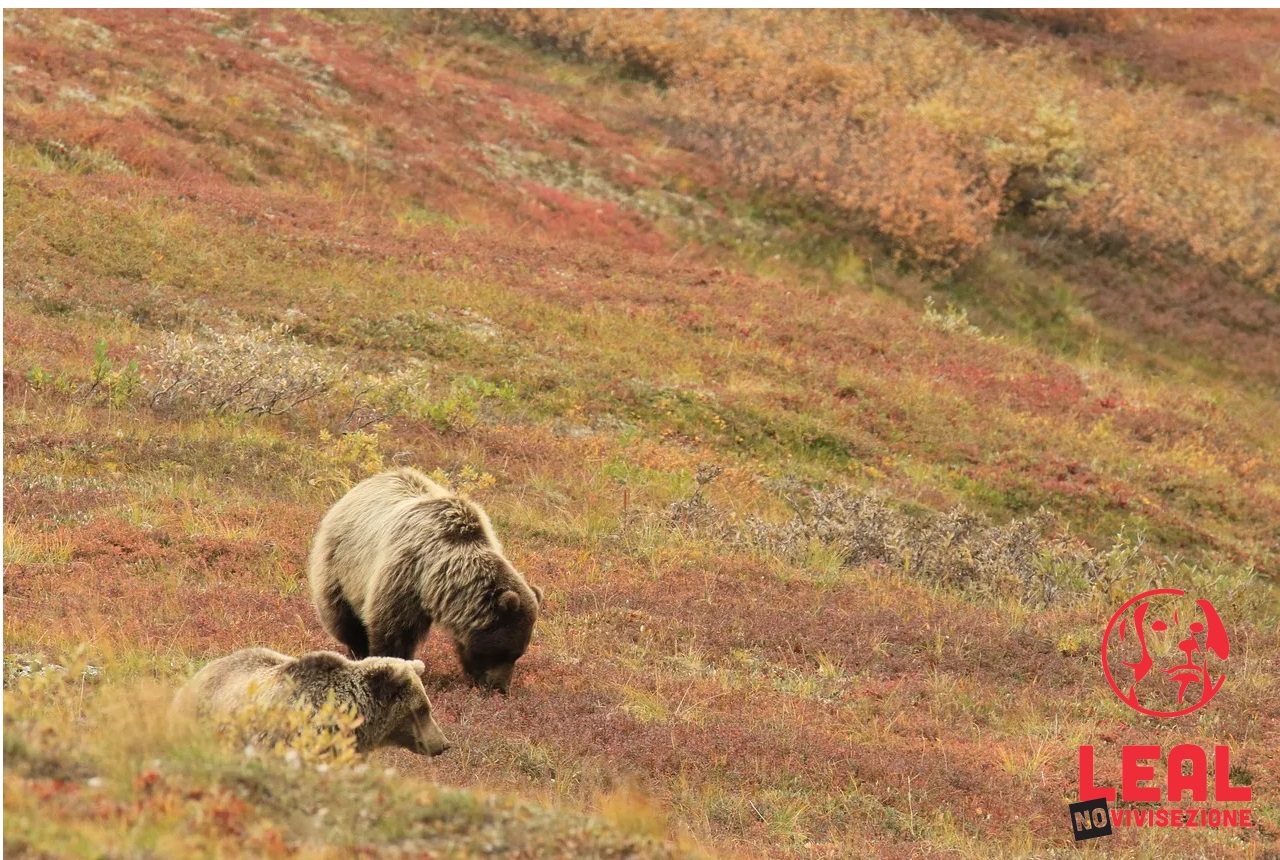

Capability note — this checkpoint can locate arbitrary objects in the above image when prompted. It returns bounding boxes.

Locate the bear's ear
[410,659,428,682]
[531,585,544,606]
[364,664,407,703]
[497,589,521,615]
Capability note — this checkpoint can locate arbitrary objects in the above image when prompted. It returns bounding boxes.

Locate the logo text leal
[1079,744,1251,802]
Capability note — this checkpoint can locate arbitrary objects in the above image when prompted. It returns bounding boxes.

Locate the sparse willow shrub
[82,338,143,407]
[213,689,363,768]
[22,340,141,407]
[921,296,982,337]
[331,360,435,434]
[25,364,57,390]
[146,323,340,416]
[666,464,723,528]
[663,478,1269,611]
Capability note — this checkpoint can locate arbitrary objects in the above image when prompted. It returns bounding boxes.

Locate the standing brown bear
[309,468,543,693]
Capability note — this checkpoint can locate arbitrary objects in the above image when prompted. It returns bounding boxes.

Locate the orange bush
[478,9,1280,289]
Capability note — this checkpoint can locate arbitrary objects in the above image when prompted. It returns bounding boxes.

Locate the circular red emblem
[1101,588,1229,718]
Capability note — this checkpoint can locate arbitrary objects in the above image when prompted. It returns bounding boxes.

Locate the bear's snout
[418,717,451,757]
[478,663,514,695]
[421,739,451,757]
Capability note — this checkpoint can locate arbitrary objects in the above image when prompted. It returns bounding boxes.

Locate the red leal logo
[1101,588,1229,718]
[1075,589,1254,837]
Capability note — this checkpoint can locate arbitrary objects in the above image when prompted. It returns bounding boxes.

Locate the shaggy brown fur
[171,647,450,756]
[308,468,543,693]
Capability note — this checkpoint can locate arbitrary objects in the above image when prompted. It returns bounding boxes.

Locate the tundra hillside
[4,10,1279,859]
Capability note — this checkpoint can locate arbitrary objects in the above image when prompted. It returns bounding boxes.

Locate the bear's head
[361,658,450,756]
[455,582,543,694]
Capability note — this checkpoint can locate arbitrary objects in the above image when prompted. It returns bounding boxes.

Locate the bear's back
[354,468,449,507]
[277,651,362,709]
[173,647,293,718]
[393,495,496,547]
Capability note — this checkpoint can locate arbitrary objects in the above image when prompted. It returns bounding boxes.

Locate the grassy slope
[3,10,1278,859]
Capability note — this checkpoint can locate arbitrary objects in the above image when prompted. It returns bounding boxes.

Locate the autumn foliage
[481,10,1280,287]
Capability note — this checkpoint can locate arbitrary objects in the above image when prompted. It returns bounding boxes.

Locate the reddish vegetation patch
[2,9,687,260]
[537,549,1077,688]
[421,670,1059,848]
[516,182,667,255]
[1000,371,1092,415]
[4,512,325,658]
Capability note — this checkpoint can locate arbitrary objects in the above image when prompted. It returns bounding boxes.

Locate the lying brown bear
[172,647,450,756]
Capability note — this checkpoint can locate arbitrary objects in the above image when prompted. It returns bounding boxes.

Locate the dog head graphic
[1101,588,1229,718]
